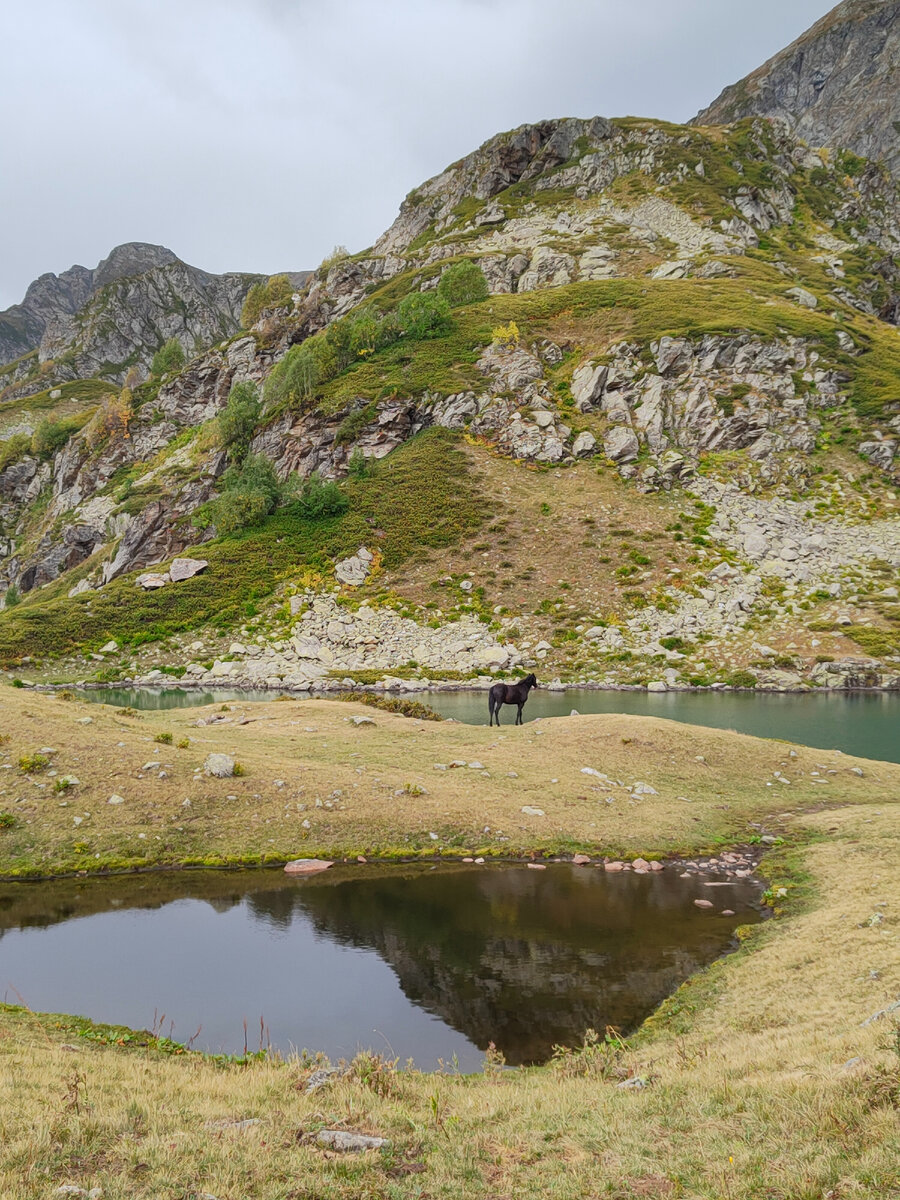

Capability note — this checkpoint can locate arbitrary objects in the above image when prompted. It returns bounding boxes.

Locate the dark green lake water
[83,686,900,763]
[0,864,761,1069]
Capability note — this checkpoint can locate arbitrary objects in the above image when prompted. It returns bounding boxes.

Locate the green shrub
[347,448,376,479]
[241,274,293,328]
[31,414,84,460]
[4,584,20,608]
[335,402,377,447]
[397,291,452,340]
[0,811,17,830]
[154,732,173,745]
[218,381,261,462]
[437,260,489,308]
[727,670,757,689]
[294,472,348,520]
[19,752,51,773]
[0,433,32,473]
[195,452,284,535]
[150,338,185,377]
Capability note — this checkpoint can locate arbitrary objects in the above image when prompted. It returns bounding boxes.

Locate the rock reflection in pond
[0,865,762,1068]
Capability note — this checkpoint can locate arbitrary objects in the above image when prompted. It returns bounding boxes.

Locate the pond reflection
[0,865,762,1068]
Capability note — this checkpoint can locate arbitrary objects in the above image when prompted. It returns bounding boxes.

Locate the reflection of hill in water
[0,865,761,1065]
[281,867,760,1063]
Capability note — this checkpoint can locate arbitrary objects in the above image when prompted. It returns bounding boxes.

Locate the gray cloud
[0,0,832,307]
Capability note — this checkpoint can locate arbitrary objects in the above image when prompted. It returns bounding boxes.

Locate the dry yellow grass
[0,686,897,876]
[0,686,898,1198]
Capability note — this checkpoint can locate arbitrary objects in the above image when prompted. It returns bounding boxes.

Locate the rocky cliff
[0,243,262,397]
[694,1,900,176]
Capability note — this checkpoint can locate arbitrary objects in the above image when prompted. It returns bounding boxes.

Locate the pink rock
[722,909,735,916]
[573,853,591,865]
[526,862,547,870]
[693,899,714,909]
[357,856,367,863]
[632,858,650,870]
[649,861,664,872]
[284,859,334,876]
[605,862,625,872]
[462,857,474,863]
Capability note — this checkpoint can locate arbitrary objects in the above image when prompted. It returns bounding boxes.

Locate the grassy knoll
[0,690,898,1196]
[0,686,898,878]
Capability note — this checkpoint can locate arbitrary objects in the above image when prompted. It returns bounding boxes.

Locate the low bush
[293,472,348,520]
[241,275,293,328]
[195,453,284,535]
[218,382,261,462]
[437,260,489,308]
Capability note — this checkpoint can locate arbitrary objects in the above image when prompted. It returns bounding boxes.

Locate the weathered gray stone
[169,557,208,582]
[204,753,236,778]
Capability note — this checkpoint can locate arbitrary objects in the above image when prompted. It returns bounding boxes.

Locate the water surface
[0,865,761,1069]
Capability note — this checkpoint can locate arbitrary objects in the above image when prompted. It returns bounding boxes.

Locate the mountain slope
[0,108,899,693]
[0,244,263,399]
[693,0,900,175]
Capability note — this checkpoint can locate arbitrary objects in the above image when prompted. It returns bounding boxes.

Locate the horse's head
[523,674,538,689]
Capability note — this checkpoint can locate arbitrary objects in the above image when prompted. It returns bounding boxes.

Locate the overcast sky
[0,0,834,309]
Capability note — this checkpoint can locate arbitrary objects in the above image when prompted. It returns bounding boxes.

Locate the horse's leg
[516,703,523,725]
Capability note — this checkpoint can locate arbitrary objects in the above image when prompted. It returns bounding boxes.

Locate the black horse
[488,674,538,726]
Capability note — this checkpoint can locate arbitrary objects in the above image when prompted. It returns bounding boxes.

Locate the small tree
[31,414,84,459]
[218,381,261,462]
[438,260,489,308]
[151,338,185,377]
[241,274,294,328]
[397,291,452,340]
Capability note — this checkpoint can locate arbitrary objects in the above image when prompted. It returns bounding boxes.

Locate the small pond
[82,686,900,763]
[0,865,762,1069]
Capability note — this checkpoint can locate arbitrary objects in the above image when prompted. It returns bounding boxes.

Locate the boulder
[571,362,608,411]
[603,426,639,463]
[571,431,597,457]
[204,753,236,777]
[169,557,208,582]
[315,1129,387,1152]
[335,546,373,587]
[136,572,169,589]
[786,286,818,309]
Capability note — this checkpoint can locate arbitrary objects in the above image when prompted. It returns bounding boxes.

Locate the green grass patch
[0,429,487,662]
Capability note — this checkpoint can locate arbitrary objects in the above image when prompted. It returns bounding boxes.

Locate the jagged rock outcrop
[0,243,178,366]
[0,243,263,397]
[694,1,900,177]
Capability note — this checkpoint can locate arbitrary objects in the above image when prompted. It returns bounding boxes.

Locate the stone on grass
[521,806,545,816]
[284,858,334,876]
[136,572,169,589]
[107,794,125,805]
[350,715,375,727]
[169,557,208,582]
[316,1129,388,1153]
[572,853,591,865]
[204,753,236,778]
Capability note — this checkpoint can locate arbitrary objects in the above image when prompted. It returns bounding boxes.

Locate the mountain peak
[693,0,900,175]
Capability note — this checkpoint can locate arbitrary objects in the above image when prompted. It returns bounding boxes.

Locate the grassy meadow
[0,686,898,1196]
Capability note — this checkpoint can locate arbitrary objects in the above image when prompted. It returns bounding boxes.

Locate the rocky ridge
[0,243,263,400]
[694,1,900,178]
